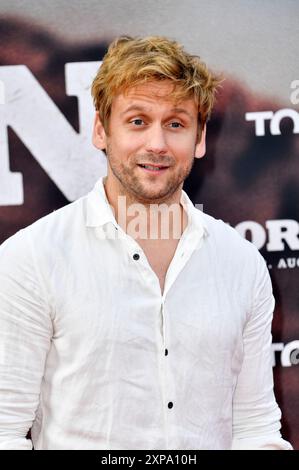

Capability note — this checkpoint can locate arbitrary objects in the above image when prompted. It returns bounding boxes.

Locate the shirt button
[165,349,168,356]
[168,402,173,409]
[133,253,140,260]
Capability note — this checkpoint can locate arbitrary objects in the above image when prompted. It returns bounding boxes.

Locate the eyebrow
[120,105,147,116]
[171,107,194,120]
[121,105,194,120]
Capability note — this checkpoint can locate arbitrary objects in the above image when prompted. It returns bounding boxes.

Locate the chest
[136,238,180,294]
[52,235,247,366]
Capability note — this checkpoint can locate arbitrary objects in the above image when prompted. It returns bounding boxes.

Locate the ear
[194,124,206,159]
[92,112,107,150]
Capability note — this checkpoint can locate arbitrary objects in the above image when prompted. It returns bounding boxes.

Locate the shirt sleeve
[231,250,293,450]
[0,230,52,450]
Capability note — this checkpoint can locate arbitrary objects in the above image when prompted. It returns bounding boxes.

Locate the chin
[135,188,174,203]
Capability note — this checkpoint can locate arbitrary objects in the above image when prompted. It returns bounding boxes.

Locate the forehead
[111,80,198,115]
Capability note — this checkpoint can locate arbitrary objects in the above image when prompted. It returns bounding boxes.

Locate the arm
[0,230,52,449]
[231,251,292,450]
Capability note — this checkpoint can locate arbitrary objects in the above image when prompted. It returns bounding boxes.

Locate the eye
[169,122,183,128]
[131,118,144,126]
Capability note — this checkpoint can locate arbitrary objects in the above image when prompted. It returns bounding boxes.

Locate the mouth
[137,163,170,174]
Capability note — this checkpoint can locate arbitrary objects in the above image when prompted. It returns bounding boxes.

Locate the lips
[137,163,169,172]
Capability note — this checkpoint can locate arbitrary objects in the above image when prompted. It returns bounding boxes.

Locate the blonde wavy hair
[91,35,222,133]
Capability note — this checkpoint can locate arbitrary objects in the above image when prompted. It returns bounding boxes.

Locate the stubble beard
[106,144,195,206]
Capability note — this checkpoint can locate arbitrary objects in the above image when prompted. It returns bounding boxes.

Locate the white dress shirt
[0,177,292,450]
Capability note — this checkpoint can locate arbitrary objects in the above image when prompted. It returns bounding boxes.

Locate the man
[0,36,292,450]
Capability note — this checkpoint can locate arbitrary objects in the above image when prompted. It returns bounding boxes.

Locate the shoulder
[201,210,257,251]
[29,195,87,236]
[199,210,267,274]
[0,195,87,257]
[197,211,272,313]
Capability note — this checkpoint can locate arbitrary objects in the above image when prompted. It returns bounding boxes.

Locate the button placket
[163,226,203,299]
[161,302,175,415]
[123,235,160,293]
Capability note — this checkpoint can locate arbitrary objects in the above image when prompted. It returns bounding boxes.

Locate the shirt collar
[85,177,118,228]
[85,176,208,236]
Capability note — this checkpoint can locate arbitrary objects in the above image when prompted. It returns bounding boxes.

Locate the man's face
[93,80,206,204]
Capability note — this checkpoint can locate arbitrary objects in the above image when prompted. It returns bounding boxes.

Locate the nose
[145,124,168,155]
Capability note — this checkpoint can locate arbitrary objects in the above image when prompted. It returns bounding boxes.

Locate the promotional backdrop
[0,0,298,448]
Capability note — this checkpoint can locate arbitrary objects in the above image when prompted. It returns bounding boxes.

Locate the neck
[103,177,188,241]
